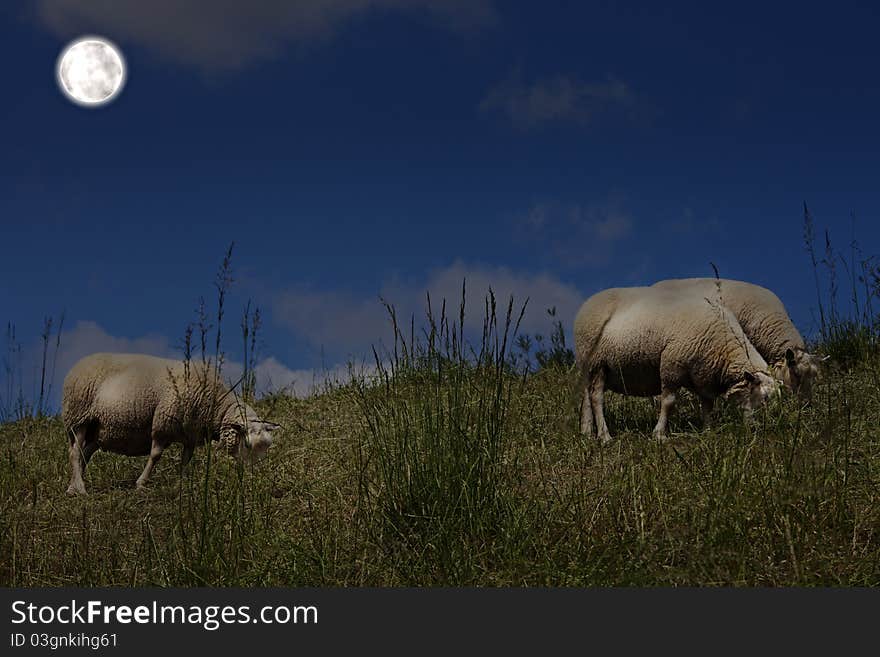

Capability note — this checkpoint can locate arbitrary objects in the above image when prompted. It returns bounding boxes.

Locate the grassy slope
[2,354,879,587]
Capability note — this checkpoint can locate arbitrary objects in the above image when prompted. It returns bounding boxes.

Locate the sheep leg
[66,427,89,495]
[653,387,676,441]
[578,369,595,437]
[82,441,99,465]
[590,369,613,445]
[135,436,168,489]
[180,444,195,469]
[700,397,714,428]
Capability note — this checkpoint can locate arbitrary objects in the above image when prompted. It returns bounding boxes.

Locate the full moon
[57,37,126,107]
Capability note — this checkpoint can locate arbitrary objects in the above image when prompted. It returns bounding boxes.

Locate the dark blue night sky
[2,1,879,400]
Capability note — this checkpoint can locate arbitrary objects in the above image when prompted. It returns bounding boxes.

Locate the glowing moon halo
[56,36,126,107]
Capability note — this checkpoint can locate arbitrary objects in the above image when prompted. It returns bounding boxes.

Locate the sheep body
[62,352,277,494]
[650,278,801,360]
[574,286,778,443]
[651,278,822,396]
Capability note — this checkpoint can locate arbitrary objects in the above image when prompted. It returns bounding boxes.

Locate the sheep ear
[261,421,283,432]
[785,348,796,367]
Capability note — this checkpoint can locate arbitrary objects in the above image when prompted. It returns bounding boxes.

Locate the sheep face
[219,418,280,463]
[725,371,781,412]
[776,348,825,400]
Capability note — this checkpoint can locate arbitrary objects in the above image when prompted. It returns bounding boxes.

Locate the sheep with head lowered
[651,278,826,400]
[62,352,280,494]
[574,286,780,444]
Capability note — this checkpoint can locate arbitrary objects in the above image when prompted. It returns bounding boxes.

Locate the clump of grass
[1,322,25,422]
[349,285,533,582]
[515,307,575,372]
[1,314,64,422]
[804,203,880,366]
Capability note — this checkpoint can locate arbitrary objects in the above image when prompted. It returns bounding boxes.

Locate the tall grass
[514,306,575,371]
[350,286,531,581]
[1,315,64,422]
[803,203,879,365]
[164,243,284,585]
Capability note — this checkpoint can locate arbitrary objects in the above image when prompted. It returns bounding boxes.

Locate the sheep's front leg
[700,397,714,429]
[653,387,677,441]
[66,427,88,495]
[136,436,168,489]
[590,369,613,445]
[180,444,195,469]
[579,369,595,437]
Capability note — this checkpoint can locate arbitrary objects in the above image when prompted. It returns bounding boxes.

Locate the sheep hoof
[599,433,614,446]
[66,484,86,496]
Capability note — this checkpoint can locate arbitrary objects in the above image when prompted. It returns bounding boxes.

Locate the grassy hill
[2,300,879,587]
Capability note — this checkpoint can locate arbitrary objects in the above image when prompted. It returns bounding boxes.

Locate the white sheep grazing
[62,353,280,494]
[574,287,780,444]
[651,278,825,399]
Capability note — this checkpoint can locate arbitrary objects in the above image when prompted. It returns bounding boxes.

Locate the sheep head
[217,406,280,462]
[724,370,781,412]
[774,348,827,400]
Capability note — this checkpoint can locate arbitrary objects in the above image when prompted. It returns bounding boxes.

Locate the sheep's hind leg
[579,369,595,438]
[653,387,677,442]
[66,427,89,495]
[135,435,168,489]
[82,441,99,465]
[590,369,613,445]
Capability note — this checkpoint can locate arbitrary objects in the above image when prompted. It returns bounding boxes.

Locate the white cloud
[5,259,589,414]
[518,198,635,268]
[418,261,584,333]
[591,210,633,242]
[55,320,176,382]
[665,207,725,237]
[223,356,376,399]
[35,0,496,72]
[1,320,177,416]
[274,288,392,361]
[3,320,351,415]
[56,321,375,400]
[272,260,586,359]
[480,73,634,128]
